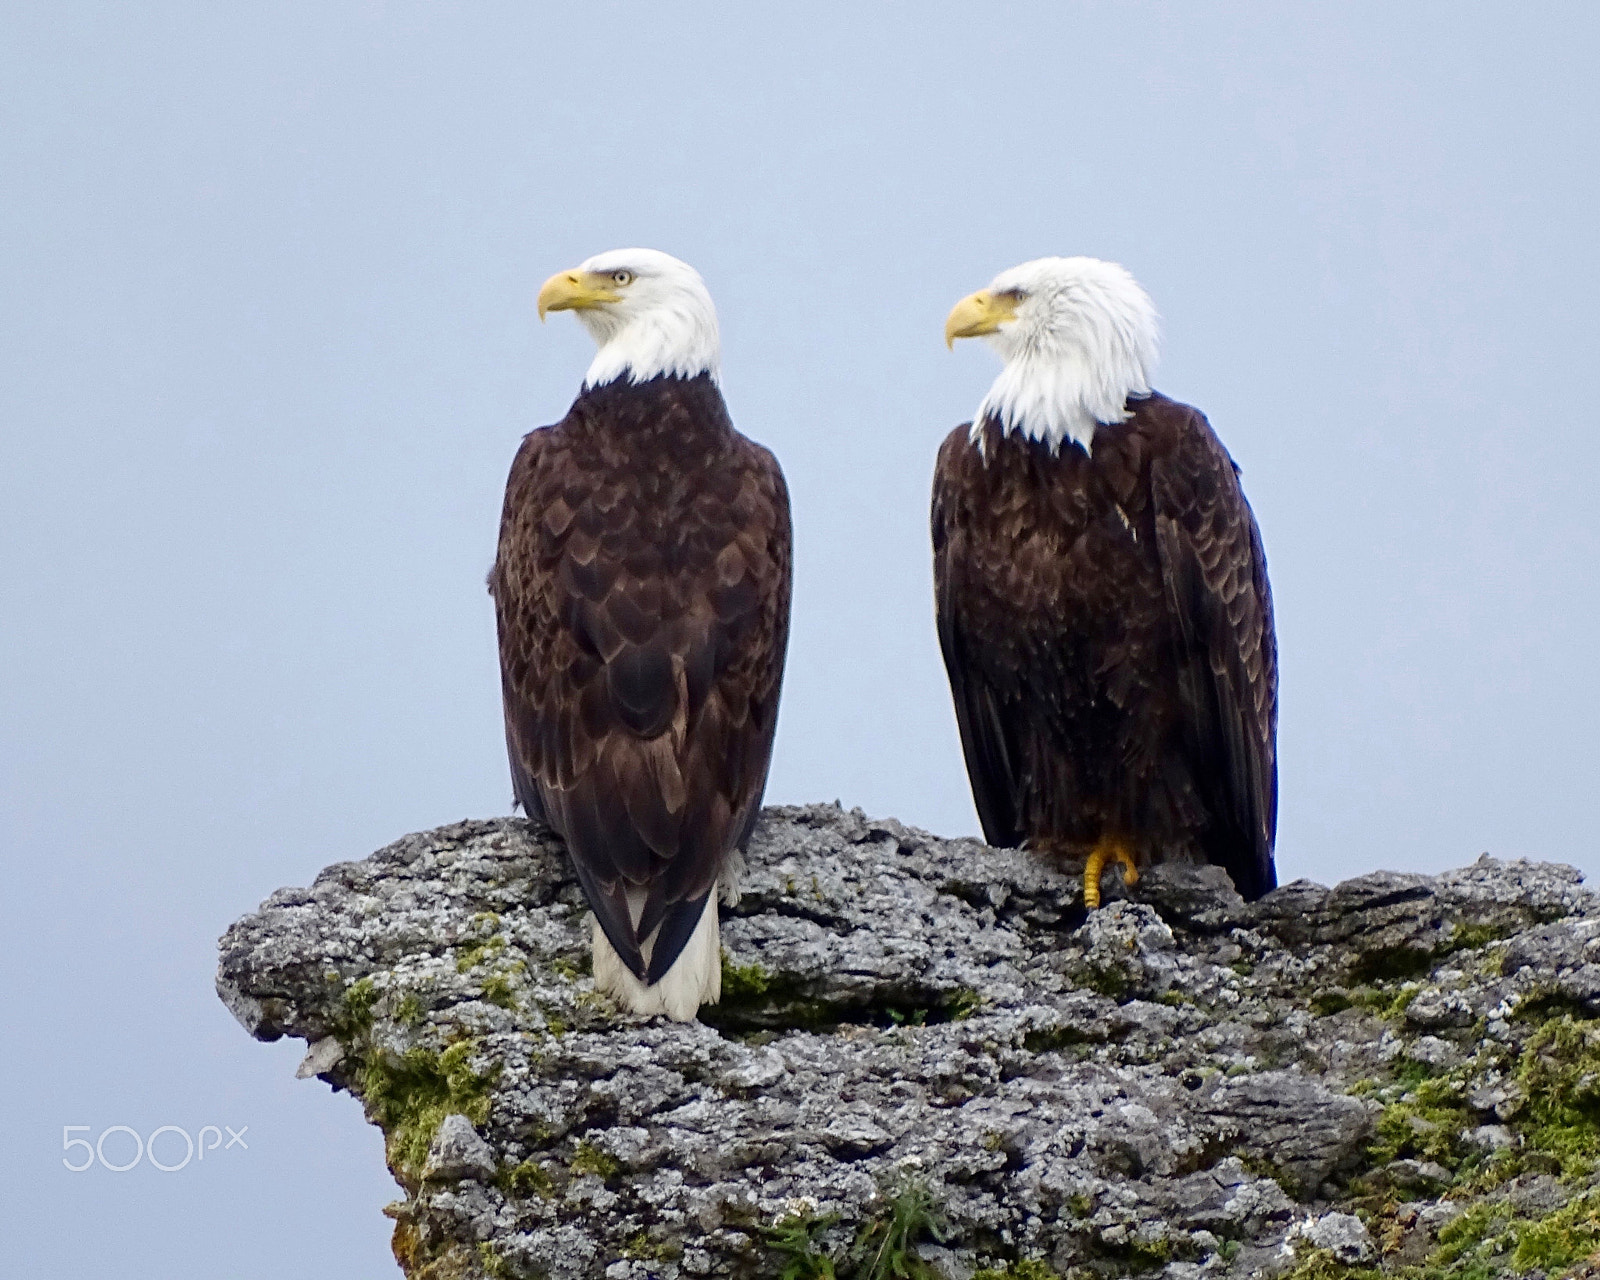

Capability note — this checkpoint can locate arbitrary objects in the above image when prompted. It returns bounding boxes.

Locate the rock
[217,806,1600,1280]
[1406,1035,1462,1068]
[1386,1159,1454,1192]
[1509,1173,1570,1216]
[1299,1211,1375,1264]
[295,1035,344,1079]
[423,1114,496,1183]
[1406,989,1475,1029]
[1463,1124,1517,1152]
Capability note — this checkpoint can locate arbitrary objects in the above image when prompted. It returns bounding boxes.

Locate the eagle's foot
[1083,838,1140,909]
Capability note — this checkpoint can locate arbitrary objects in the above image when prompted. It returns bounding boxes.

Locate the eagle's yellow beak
[944,289,1020,349]
[537,269,623,320]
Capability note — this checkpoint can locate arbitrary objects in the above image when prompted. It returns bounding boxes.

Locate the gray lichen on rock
[216,805,1600,1279]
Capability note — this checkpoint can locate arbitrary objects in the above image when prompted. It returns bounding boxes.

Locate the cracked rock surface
[217,805,1600,1280]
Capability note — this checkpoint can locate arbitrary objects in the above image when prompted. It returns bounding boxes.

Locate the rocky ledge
[218,805,1600,1280]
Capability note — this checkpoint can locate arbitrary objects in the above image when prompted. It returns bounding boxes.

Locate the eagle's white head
[537,248,720,388]
[945,256,1160,454]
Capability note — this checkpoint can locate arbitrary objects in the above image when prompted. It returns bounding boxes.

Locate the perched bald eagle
[489,249,792,1020]
[935,257,1276,907]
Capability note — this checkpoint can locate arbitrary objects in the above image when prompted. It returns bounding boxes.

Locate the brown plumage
[933,390,1276,899]
[490,370,791,1004]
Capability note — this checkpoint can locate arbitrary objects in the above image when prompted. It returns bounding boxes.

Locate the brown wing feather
[932,429,1028,848]
[1150,408,1278,898]
[490,379,791,980]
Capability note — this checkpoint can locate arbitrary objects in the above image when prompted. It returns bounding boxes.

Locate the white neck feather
[579,290,719,389]
[968,255,1159,455]
[975,350,1149,454]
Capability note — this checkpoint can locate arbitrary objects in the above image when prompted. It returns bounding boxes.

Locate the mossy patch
[1368,1073,1474,1170]
[1071,962,1131,1000]
[1311,988,1356,1017]
[568,1139,619,1181]
[495,1158,553,1199]
[550,954,589,981]
[1508,1186,1600,1271]
[360,1040,495,1182]
[455,934,507,974]
[479,960,526,1010]
[721,951,774,1001]
[710,952,981,1035]
[1350,945,1439,984]
[621,1229,681,1263]
[395,993,425,1027]
[334,976,378,1037]
[1515,1014,1600,1177]
[971,1260,1060,1280]
[476,1242,512,1279]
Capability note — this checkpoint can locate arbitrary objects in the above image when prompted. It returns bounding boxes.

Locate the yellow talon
[1083,838,1140,909]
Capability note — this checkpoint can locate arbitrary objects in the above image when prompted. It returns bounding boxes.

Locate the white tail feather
[591,893,721,1022]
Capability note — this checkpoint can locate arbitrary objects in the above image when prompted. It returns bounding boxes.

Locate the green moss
[568,1140,619,1181]
[621,1229,680,1263]
[495,1159,553,1199]
[480,961,526,1010]
[550,954,589,981]
[971,1260,1059,1280]
[1369,1073,1473,1170]
[848,1177,949,1280]
[947,988,984,1020]
[1241,1153,1303,1199]
[1509,1186,1600,1271]
[721,951,774,1001]
[1429,1197,1516,1276]
[455,934,507,974]
[337,976,378,1035]
[476,1242,512,1279]
[360,1040,495,1180]
[1158,989,1195,1007]
[1022,1025,1094,1054]
[1350,945,1436,983]
[1444,921,1513,954]
[573,989,617,1016]
[1274,1246,1381,1280]
[1066,1192,1094,1218]
[1072,962,1130,1000]
[394,993,425,1027]
[1350,982,1421,1021]
[1515,1014,1600,1175]
[1311,988,1355,1017]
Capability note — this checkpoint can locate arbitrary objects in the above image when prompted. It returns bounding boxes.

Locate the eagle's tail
[591,893,721,1022]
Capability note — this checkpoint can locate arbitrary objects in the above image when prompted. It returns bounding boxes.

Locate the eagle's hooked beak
[944,289,1020,349]
[537,269,622,320]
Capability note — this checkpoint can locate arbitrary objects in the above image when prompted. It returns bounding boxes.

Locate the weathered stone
[424,1114,497,1183]
[217,805,1600,1280]
[1298,1210,1375,1263]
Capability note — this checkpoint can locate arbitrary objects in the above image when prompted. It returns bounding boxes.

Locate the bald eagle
[935,257,1277,907]
[490,249,792,1020]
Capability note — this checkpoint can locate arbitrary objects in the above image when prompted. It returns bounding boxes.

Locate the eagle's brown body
[490,372,791,984]
[932,392,1277,899]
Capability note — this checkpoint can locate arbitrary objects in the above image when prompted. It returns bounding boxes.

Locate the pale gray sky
[4,3,1598,1273]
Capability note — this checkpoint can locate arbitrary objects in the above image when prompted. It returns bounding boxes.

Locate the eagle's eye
[611,270,635,287]
[997,288,1027,304]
